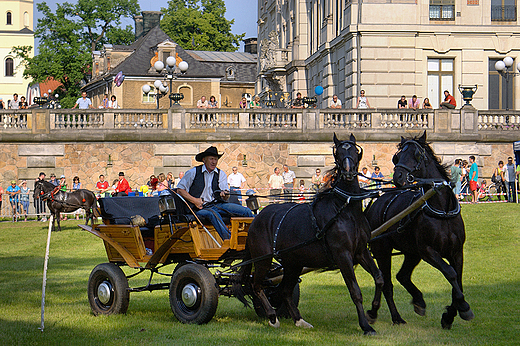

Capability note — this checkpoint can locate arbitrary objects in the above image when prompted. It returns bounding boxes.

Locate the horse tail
[233,243,253,308]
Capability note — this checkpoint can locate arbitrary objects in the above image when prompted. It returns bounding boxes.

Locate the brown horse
[34,180,97,231]
[240,134,383,335]
[365,131,474,329]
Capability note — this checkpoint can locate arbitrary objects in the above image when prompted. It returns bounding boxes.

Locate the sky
[33,0,258,51]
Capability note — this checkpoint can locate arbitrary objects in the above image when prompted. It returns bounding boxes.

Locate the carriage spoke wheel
[88,263,129,315]
[169,263,218,324]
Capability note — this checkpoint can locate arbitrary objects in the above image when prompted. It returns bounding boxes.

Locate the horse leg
[420,248,473,329]
[279,265,313,328]
[356,247,384,324]
[252,259,279,327]
[55,211,61,232]
[371,246,406,325]
[335,251,376,335]
[441,252,473,329]
[395,254,426,316]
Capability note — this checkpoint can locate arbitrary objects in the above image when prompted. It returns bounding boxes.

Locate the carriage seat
[98,197,162,237]
[97,196,231,238]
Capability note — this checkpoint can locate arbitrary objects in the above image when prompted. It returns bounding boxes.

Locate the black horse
[240,134,383,335]
[365,131,474,329]
[34,180,97,231]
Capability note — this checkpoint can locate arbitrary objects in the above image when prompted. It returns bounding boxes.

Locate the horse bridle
[392,140,428,183]
[333,140,363,181]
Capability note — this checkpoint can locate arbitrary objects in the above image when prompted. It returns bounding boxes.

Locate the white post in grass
[39,215,54,332]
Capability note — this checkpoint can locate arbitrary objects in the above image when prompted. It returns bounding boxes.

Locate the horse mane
[398,135,451,182]
[37,179,57,190]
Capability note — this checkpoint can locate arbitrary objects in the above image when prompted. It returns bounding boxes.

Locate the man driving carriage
[176,146,253,240]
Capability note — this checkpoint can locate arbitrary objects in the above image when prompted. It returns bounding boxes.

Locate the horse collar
[421,187,461,219]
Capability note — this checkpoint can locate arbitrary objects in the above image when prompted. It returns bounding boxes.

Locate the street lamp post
[142,57,189,109]
[494,56,520,110]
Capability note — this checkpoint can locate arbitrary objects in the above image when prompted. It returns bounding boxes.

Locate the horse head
[333,133,363,181]
[392,131,433,187]
[33,180,53,200]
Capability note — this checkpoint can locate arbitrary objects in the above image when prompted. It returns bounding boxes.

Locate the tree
[11,0,139,108]
[161,0,244,52]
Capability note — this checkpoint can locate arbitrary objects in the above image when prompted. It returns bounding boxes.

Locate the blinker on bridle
[393,140,427,183]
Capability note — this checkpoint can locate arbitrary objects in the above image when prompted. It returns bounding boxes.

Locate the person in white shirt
[197,96,208,108]
[282,164,296,201]
[227,166,246,205]
[107,95,119,109]
[268,167,284,203]
[176,147,253,239]
[9,93,19,109]
[330,94,342,109]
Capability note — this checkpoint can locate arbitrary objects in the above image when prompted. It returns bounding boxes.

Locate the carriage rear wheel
[169,263,219,324]
[87,263,130,315]
[253,283,300,319]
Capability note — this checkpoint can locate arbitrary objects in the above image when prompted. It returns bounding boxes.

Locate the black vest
[189,165,220,202]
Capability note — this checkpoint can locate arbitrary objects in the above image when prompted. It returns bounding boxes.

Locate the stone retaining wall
[1,139,513,192]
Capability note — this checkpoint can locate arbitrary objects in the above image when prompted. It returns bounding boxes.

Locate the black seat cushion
[98,196,161,229]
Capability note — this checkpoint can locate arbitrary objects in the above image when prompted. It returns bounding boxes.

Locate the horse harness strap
[271,189,355,259]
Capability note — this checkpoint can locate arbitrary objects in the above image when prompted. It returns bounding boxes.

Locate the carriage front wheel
[169,263,218,324]
[87,263,130,315]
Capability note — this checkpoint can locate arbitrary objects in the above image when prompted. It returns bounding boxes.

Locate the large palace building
[257,0,520,110]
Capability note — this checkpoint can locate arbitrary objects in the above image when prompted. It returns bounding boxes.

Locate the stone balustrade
[0,107,518,142]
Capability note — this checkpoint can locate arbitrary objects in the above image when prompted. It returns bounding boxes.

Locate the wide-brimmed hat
[195,146,223,162]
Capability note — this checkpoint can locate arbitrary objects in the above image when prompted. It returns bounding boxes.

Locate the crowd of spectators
[1,154,518,221]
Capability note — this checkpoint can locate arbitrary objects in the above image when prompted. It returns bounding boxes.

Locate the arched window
[24,12,29,27]
[179,85,193,105]
[7,11,12,25]
[5,58,14,77]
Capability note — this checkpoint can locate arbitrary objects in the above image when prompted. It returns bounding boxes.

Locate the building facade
[84,11,257,109]
[0,0,34,103]
[257,0,520,110]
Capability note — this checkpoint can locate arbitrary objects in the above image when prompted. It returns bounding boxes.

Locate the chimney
[134,11,162,40]
[244,37,258,55]
[134,15,143,40]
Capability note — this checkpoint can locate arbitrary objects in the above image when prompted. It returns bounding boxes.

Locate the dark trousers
[505,181,517,202]
[35,198,46,219]
[228,186,241,205]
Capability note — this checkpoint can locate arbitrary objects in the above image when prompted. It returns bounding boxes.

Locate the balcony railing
[1,108,519,141]
[491,5,517,21]
[478,111,520,130]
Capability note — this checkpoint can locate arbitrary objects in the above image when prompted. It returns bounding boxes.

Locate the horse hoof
[459,308,474,321]
[268,318,280,328]
[363,329,377,336]
[392,318,407,325]
[295,319,313,329]
[366,311,377,324]
[413,303,426,316]
[441,312,454,330]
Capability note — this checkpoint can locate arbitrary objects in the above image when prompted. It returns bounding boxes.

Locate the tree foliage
[161,0,244,52]
[11,0,139,108]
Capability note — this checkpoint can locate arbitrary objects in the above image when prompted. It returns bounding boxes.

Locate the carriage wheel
[87,263,130,315]
[253,283,300,319]
[169,263,218,324]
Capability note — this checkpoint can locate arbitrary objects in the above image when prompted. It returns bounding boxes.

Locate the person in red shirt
[96,174,110,197]
[440,90,456,109]
[114,172,131,196]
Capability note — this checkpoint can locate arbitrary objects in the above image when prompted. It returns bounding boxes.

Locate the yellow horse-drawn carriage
[79,193,292,324]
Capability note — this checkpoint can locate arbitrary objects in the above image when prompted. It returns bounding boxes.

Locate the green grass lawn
[1,203,519,345]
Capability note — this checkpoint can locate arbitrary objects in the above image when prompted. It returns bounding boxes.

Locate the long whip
[39,214,54,332]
